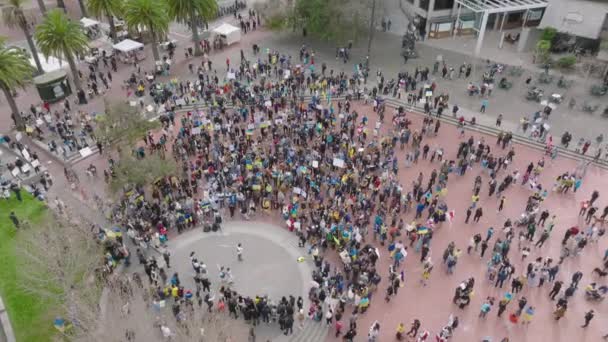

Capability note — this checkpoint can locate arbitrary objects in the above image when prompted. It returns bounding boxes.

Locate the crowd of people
[6,7,606,341]
[86,35,608,342]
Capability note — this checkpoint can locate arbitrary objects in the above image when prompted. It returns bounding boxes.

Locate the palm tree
[77,0,88,17]
[166,0,217,56]
[35,10,89,92]
[0,37,35,130]
[124,0,169,62]
[36,0,47,15]
[56,0,67,12]
[87,0,123,43]
[2,0,44,74]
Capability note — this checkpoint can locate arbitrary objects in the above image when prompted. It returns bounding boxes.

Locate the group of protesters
[11,9,603,340]
[93,37,605,340]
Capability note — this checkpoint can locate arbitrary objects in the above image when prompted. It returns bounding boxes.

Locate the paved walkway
[166,221,314,341]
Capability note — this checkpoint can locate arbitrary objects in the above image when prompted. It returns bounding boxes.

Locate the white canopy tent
[80,17,100,28]
[29,54,68,73]
[212,23,241,45]
[112,39,144,53]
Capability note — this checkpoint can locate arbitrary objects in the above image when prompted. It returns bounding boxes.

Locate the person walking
[553,303,567,320]
[498,196,506,212]
[9,211,20,229]
[582,310,594,327]
[465,207,472,224]
[406,319,420,338]
[535,230,550,248]
[549,281,563,300]
[396,322,405,340]
[571,271,583,288]
[162,250,171,268]
[368,321,380,342]
[474,207,483,223]
[479,297,494,318]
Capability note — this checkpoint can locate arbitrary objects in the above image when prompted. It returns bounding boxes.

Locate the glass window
[507,12,523,23]
[434,0,454,10]
[419,0,429,11]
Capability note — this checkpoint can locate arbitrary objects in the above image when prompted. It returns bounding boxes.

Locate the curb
[0,296,16,342]
[382,96,608,170]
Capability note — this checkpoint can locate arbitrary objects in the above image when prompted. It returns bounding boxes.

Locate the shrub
[557,55,577,69]
[541,27,557,42]
[535,40,551,64]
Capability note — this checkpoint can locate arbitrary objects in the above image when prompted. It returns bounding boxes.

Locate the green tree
[264,0,371,43]
[0,37,35,130]
[535,39,551,65]
[35,10,89,92]
[541,27,557,42]
[2,0,44,75]
[124,0,169,62]
[166,0,217,56]
[87,0,124,43]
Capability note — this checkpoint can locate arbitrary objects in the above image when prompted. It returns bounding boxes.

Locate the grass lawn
[0,193,55,342]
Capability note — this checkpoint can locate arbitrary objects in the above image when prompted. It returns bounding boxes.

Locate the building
[539,0,608,42]
[402,0,548,45]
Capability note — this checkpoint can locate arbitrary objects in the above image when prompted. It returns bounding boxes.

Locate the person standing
[480,98,489,113]
[237,243,244,261]
[479,297,494,318]
[480,240,489,258]
[521,306,535,325]
[497,297,509,317]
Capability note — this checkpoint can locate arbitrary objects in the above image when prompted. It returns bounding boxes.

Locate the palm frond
[0,38,35,90]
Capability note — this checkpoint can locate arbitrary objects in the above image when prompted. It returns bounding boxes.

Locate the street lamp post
[366,0,377,68]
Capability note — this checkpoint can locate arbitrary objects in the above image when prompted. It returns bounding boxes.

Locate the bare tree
[83,274,235,342]
[17,208,235,342]
[94,99,160,149]
[109,150,178,193]
[15,209,106,338]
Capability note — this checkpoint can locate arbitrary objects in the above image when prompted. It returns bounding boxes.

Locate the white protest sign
[333,158,345,168]
[79,147,93,157]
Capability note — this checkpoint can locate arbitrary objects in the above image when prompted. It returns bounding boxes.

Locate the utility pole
[366,0,377,68]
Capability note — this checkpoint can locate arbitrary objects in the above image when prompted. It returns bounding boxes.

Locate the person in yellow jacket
[396,322,406,340]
